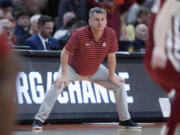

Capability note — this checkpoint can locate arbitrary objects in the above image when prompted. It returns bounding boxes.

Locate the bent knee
[113,82,125,92]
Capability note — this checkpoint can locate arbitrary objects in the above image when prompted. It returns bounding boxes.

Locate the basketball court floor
[14,123,180,135]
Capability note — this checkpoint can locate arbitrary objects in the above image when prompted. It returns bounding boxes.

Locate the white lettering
[82,81,96,104]
[109,91,115,103]
[57,91,69,104]
[47,72,53,91]
[46,72,58,92]
[29,72,45,104]
[68,81,83,104]
[16,72,134,105]
[119,72,133,103]
[16,72,32,104]
[54,72,69,104]
[94,84,109,103]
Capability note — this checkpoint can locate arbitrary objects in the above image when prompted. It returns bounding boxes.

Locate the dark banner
[16,51,170,122]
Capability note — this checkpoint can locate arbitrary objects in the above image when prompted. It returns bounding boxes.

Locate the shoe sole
[119,126,142,130]
[32,126,43,132]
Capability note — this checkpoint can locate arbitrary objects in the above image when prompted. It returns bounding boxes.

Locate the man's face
[3,22,14,40]
[39,22,54,38]
[89,13,107,31]
[3,7,13,20]
[138,14,151,26]
[17,15,30,27]
[136,25,148,41]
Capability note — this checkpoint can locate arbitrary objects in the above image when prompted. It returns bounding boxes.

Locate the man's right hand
[54,75,67,89]
[151,46,167,69]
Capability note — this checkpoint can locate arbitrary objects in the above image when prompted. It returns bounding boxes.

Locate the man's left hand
[109,76,125,87]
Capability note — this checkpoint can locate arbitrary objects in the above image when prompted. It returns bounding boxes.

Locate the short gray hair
[89,7,107,18]
[30,14,41,24]
[0,19,13,27]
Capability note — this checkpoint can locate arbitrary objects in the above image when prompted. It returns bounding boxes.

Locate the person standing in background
[126,0,146,25]
[144,0,180,135]
[57,0,87,29]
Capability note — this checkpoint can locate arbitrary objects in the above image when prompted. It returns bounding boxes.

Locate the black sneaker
[32,119,43,131]
[119,119,141,129]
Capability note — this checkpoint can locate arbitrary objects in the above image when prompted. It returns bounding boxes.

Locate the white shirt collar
[38,33,48,50]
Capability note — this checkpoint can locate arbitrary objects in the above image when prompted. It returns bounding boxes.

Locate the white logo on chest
[103,42,106,47]
[85,43,90,46]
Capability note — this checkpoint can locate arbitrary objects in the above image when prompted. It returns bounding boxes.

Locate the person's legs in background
[161,91,180,135]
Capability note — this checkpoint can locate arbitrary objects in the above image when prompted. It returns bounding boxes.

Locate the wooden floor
[13,123,180,135]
